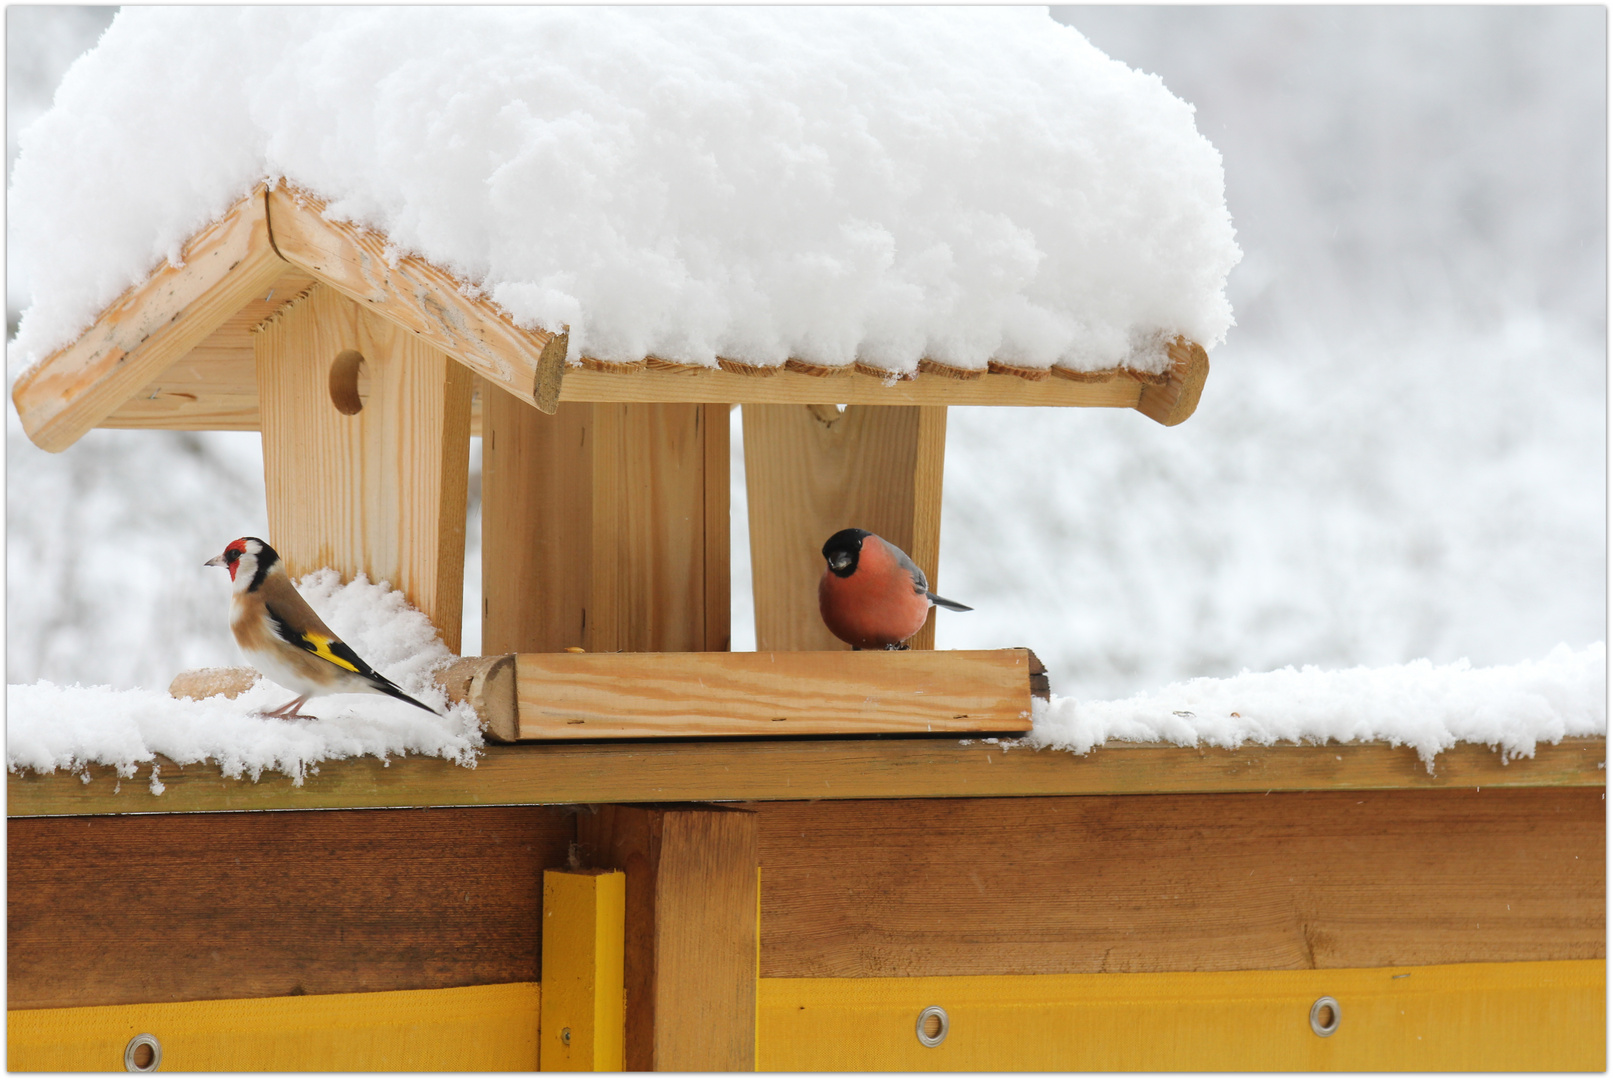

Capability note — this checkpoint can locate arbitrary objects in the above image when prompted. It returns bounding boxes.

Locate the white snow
[8,6,1237,379]
[7,571,483,790]
[1022,643,1606,770]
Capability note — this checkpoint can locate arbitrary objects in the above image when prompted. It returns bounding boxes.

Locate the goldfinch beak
[204,554,226,567]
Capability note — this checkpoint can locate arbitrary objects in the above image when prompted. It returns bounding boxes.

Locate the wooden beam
[6,807,572,1010]
[12,186,289,452]
[8,738,1604,818]
[576,806,758,1071]
[481,394,726,656]
[744,403,948,651]
[540,869,626,1071]
[256,284,472,651]
[1136,338,1210,426]
[752,788,1605,978]
[508,649,1036,740]
[560,365,1146,407]
[265,185,567,414]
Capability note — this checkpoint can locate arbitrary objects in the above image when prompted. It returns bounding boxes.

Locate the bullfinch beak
[817,528,972,650]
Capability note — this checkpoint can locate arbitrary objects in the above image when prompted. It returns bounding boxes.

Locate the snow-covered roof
[9,7,1238,394]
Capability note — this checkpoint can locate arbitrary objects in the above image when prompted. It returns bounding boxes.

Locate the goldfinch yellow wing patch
[266,606,373,676]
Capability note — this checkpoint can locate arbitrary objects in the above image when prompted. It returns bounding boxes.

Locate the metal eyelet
[124,1033,162,1072]
[1310,996,1341,1037]
[916,1005,949,1047]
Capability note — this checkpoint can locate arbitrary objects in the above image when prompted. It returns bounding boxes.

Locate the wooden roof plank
[264,185,567,415]
[11,185,289,453]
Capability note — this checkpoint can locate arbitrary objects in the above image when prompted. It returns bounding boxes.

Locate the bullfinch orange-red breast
[818,528,972,650]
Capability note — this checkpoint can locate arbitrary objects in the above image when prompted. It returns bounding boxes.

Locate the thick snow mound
[7,570,482,789]
[9,7,1237,377]
[1025,643,1606,768]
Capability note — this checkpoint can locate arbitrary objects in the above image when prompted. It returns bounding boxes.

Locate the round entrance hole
[329,349,367,415]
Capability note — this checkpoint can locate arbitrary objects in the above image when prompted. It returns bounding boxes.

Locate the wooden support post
[481,390,729,655]
[576,805,759,1072]
[541,869,627,1071]
[255,284,472,652]
[742,403,946,651]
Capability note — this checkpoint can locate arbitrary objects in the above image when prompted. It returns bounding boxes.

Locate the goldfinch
[205,537,437,719]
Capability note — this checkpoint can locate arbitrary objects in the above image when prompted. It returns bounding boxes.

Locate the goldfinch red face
[205,537,276,593]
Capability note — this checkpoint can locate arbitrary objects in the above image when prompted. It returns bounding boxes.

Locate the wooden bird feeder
[11,182,1205,741]
[9,181,1602,1072]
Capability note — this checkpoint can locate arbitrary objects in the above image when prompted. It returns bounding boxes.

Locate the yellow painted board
[540,868,627,1071]
[758,960,1605,1072]
[7,982,539,1072]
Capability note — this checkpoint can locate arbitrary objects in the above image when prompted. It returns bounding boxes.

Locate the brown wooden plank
[743,403,949,651]
[1136,337,1210,426]
[98,271,317,432]
[751,787,1606,978]
[577,805,758,1071]
[8,738,1604,818]
[256,284,472,651]
[703,401,733,652]
[266,185,567,414]
[512,649,1036,739]
[12,186,289,452]
[6,806,572,1010]
[560,365,1145,407]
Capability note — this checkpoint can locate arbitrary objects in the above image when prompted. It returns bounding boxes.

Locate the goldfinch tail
[367,673,439,715]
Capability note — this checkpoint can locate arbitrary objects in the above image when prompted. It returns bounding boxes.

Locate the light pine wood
[577,806,758,1071]
[511,649,1036,740]
[434,655,518,742]
[559,365,1147,408]
[12,186,289,452]
[10,738,1602,818]
[1137,338,1210,426]
[751,788,1605,977]
[168,667,259,701]
[7,807,571,1009]
[98,271,317,431]
[744,403,948,651]
[540,869,627,1072]
[265,185,567,414]
[256,284,472,651]
[481,396,725,656]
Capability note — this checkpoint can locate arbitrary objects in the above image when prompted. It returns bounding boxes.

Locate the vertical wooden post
[481,394,729,655]
[742,403,947,651]
[576,805,759,1072]
[541,868,626,1072]
[255,284,472,652]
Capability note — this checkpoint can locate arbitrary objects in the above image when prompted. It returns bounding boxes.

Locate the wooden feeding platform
[8,183,1604,1072]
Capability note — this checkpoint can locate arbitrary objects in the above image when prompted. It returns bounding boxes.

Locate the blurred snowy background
[8,6,1605,700]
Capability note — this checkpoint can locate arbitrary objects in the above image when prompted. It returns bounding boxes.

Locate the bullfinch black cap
[822,528,870,577]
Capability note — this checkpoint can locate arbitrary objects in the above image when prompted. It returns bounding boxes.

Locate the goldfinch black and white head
[206,537,438,720]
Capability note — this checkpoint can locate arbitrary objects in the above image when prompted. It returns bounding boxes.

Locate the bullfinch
[818,528,972,650]
[206,537,437,719]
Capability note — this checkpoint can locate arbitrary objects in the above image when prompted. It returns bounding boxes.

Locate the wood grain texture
[9,738,1604,818]
[577,806,758,1071]
[751,788,1606,978]
[98,271,317,432]
[512,649,1036,739]
[7,807,573,1010]
[12,186,289,452]
[481,397,724,656]
[256,284,472,651]
[481,393,593,654]
[560,365,1145,407]
[266,184,567,413]
[1136,337,1209,426]
[744,403,949,651]
[434,654,518,742]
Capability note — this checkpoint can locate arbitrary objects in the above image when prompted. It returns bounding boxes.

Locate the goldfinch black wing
[265,604,378,678]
